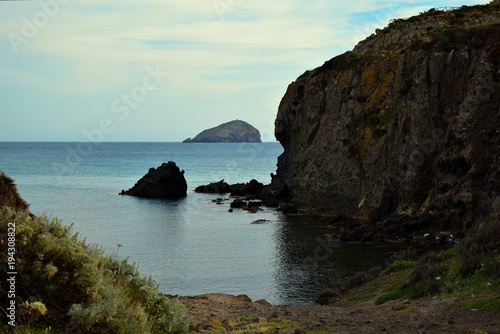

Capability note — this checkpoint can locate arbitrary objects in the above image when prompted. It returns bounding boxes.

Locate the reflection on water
[272,215,400,305]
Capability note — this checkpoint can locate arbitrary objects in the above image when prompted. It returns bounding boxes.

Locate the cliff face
[184,120,262,143]
[273,4,500,227]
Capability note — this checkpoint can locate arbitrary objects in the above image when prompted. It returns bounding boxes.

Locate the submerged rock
[120,161,187,199]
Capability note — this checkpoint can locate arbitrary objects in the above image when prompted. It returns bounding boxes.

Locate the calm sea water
[0,142,397,305]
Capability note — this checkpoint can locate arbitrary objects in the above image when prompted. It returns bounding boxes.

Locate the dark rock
[183,120,262,143]
[247,201,263,208]
[280,204,298,214]
[229,179,265,196]
[120,161,187,199]
[251,219,269,224]
[195,180,230,194]
[340,230,363,242]
[230,199,247,208]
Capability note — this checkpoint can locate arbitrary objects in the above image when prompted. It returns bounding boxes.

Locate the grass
[375,290,406,305]
[451,296,500,310]
[391,305,411,311]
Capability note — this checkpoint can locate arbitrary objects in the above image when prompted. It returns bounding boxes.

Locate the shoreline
[176,292,499,333]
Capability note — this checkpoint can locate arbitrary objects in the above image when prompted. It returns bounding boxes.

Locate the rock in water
[183,120,261,143]
[194,180,230,194]
[120,162,187,199]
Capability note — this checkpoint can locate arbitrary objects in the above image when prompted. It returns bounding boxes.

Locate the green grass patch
[375,290,406,305]
[381,260,414,275]
[391,305,410,311]
[451,296,500,310]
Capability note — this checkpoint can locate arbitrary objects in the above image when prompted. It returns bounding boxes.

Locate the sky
[0,0,488,142]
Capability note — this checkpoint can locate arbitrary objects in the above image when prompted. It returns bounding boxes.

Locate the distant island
[183,120,262,143]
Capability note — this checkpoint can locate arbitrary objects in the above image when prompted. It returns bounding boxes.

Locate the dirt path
[178,293,499,333]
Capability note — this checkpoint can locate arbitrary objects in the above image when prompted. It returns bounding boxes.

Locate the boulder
[229,179,265,196]
[120,161,187,199]
[195,180,230,194]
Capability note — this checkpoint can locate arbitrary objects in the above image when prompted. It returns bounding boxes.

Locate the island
[183,120,262,143]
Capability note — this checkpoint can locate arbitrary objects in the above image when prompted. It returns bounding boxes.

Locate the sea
[0,142,399,305]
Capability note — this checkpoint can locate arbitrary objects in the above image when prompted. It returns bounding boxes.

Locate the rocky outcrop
[120,162,187,199]
[272,4,500,230]
[195,180,230,194]
[183,120,262,143]
[195,179,265,197]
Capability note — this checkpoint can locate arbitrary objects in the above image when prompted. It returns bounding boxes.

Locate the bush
[0,207,189,333]
[459,211,500,277]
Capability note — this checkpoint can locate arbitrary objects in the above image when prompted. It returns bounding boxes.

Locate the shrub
[459,212,500,277]
[0,207,188,333]
[0,172,29,211]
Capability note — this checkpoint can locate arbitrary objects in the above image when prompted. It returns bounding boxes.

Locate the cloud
[0,0,489,141]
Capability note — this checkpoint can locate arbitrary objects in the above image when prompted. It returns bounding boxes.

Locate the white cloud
[0,0,489,141]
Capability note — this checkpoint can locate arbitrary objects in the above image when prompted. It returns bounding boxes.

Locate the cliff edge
[272,3,500,229]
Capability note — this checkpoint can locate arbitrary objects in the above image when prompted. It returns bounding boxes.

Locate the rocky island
[183,120,262,143]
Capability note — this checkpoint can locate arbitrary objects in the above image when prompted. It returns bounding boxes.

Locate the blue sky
[0,0,488,142]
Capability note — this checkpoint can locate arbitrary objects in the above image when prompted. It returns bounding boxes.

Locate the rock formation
[183,120,262,143]
[195,179,265,197]
[195,180,230,194]
[271,4,500,230]
[120,162,187,199]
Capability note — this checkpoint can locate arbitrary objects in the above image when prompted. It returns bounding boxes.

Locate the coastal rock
[229,179,265,196]
[271,5,500,231]
[120,161,187,199]
[183,120,262,143]
[195,180,230,194]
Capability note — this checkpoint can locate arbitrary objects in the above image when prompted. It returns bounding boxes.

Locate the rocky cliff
[183,120,262,143]
[272,4,500,229]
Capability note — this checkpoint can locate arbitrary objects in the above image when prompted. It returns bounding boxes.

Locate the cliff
[183,120,262,143]
[272,3,500,229]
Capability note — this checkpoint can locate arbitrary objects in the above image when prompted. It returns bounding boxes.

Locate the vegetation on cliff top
[0,172,189,333]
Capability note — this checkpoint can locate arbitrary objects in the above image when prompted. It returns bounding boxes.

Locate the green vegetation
[0,172,29,212]
[0,173,189,333]
[334,206,500,310]
[375,290,405,305]
[381,260,414,275]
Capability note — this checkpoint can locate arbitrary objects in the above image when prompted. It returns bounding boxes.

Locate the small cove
[0,142,398,305]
